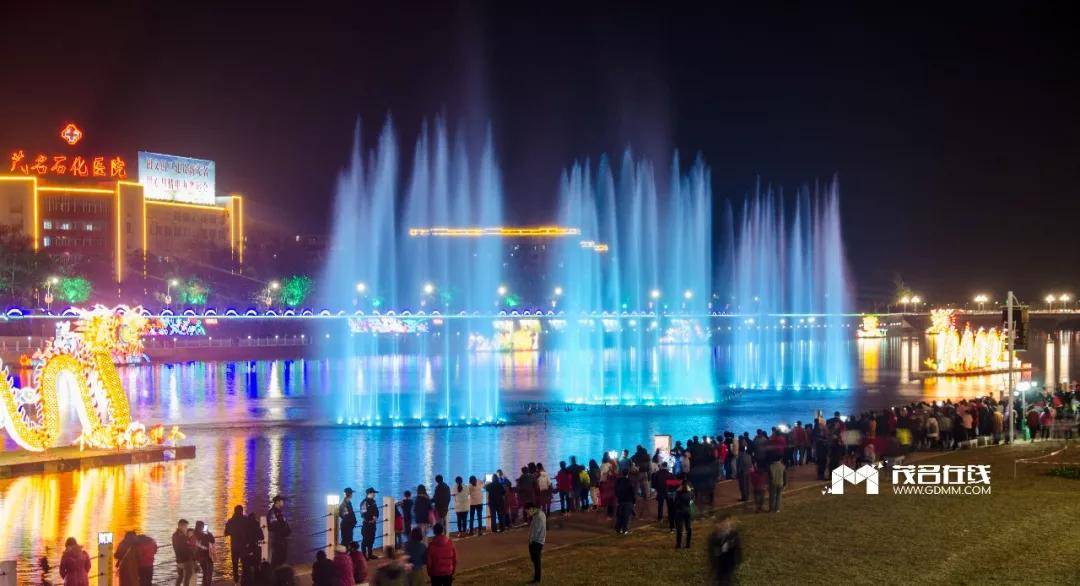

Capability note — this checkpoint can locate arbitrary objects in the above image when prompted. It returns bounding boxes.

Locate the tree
[57,277,92,304]
[280,275,314,307]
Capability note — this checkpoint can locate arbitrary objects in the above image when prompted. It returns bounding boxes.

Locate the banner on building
[138,151,216,205]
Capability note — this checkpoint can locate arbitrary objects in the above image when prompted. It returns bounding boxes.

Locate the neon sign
[8,122,127,179]
[60,123,83,145]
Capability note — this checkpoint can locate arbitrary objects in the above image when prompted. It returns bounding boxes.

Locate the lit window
[85,223,94,231]
[43,236,51,247]
[60,222,71,231]
[43,220,52,230]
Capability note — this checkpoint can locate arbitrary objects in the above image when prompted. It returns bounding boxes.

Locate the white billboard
[138,151,216,205]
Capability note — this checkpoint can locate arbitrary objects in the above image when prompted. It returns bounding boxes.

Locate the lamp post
[910,295,922,313]
[1060,293,1072,311]
[496,284,507,308]
[1045,294,1056,312]
[165,278,179,307]
[354,281,367,307]
[899,295,910,313]
[265,280,280,308]
[974,294,988,312]
[682,289,693,311]
[421,282,435,308]
[552,286,563,309]
[44,276,59,310]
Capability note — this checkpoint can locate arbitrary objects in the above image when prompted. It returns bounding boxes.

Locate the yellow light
[1045,294,1056,303]
[1060,294,1072,303]
[144,200,227,211]
[49,276,59,285]
[409,225,581,238]
[37,186,114,194]
[899,296,910,304]
[115,184,122,283]
[911,296,921,304]
[270,281,280,290]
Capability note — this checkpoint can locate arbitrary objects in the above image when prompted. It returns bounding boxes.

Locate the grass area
[457,443,1080,585]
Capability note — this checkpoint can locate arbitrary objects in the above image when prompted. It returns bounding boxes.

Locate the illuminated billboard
[137,151,216,205]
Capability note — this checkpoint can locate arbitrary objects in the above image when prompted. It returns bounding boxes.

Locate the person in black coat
[224,505,248,583]
[360,487,380,559]
[708,516,742,585]
[614,470,636,534]
[339,488,357,546]
[267,495,290,568]
[485,473,507,532]
[310,550,335,586]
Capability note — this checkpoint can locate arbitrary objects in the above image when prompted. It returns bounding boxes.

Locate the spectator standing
[468,476,485,536]
[403,528,427,586]
[136,534,158,586]
[768,458,787,512]
[59,537,91,586]
[267,495,291,568]
[332,545,353,586]
[192,521,215,586]
[172,519,194,586]
[708,517,742,585]
[433,476,452,530]
[453,476,470,537]
[339,488,357,546]
[360,487,380,559]
[673,479,694,549]
[527,503,546,583]
[224,505,248,583]
[426,524,457,586]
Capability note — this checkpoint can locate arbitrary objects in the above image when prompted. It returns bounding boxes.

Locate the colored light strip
[37,186,114,194]
[408,226,582,238]
[237,195,244,264]
[115,184,122,283]
[144,200,227,211]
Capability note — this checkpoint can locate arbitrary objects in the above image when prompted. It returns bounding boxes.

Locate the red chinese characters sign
[7,122,127,179]
[9,150,127,179]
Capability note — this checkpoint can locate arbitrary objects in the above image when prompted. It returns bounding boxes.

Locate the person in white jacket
[452,476,470,538]
[468,475,486,535]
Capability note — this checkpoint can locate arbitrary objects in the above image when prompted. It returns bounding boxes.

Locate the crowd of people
[54,389,1078,585]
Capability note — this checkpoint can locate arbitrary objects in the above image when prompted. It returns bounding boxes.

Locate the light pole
[355,281,367,307]
[682,289,693,311]
[44,276,59,310]
[265,280,280,308]
[421,282,435,308]
[910,295,922,313]
[899,295,910,313]
[1058,293,1071,311]
[165,278,179,307]
[974,294,988,312]
[552,286,563,309]
[1045,294,1055,312]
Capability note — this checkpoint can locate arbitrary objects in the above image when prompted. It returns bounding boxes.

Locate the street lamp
[423,282,435,295]
[1060,293,1072,311]
[1045,294,1056,311]
[552,286,563,309]
[356,282,367,294]
[899,295,910,313]
[910,295,922,313]
[973,294,988,311]
[44,276,59,310]
[165,278,179,307]
[265,280,280,307]
[683,289,694,300]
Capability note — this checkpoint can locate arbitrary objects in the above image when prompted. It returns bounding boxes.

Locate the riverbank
[452,441,1079,584]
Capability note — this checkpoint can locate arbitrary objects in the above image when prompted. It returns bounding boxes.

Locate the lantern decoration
[0,305,175,452]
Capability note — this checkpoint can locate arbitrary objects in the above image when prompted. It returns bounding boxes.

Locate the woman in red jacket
[59,537,91,586]
[426,523,457,585]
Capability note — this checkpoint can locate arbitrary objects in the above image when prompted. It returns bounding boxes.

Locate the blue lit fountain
[318,117,505,426]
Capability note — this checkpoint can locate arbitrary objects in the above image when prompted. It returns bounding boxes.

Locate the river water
[0,330,1073,580]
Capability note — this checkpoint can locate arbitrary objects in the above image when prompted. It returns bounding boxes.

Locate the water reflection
[1,330,1076,579]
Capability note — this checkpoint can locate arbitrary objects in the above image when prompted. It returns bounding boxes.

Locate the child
[750,467,768,513]
[507,486,520,526]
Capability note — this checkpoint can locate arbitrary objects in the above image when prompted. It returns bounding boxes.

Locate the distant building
[0,123,245,283]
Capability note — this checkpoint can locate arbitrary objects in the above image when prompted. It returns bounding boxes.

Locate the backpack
[578,469,591,488]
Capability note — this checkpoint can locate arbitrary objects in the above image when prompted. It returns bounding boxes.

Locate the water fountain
[318,117,504,425]
[549,151,715,404]
[724,180,853,389]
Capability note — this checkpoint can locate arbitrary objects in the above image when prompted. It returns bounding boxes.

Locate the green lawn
[457,443,1080,585]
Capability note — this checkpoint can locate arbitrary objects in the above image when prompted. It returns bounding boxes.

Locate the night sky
[3,2,1077,304]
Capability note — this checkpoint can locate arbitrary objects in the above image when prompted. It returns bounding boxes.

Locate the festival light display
[0,306,169,451]
[856,314,886,338]
[923,310,1019,374]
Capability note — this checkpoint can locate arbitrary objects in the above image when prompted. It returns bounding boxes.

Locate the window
[43,220,52,230]
[43,236,51,247]
[60,222,71,231]
[85,223,94,231]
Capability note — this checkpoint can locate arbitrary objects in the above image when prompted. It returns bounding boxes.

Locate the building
[0,123,244,283]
